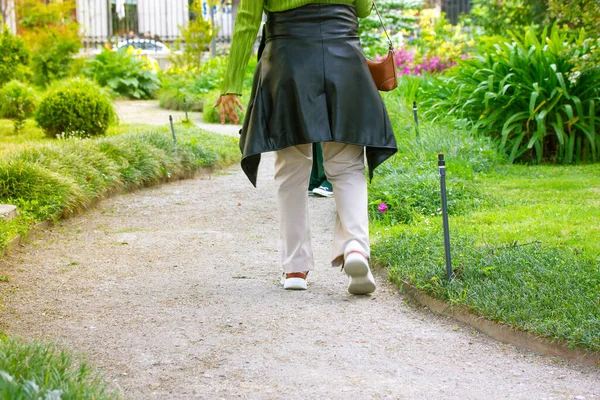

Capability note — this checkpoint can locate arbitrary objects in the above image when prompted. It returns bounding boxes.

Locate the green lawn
[372,95,600,352]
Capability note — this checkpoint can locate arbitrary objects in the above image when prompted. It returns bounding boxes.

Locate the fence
[442,0,471,25]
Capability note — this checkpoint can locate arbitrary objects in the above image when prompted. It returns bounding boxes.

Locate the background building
[0,0,17,33]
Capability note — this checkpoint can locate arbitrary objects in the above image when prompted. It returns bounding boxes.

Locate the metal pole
[169,115,177,143]
[183,98,189,121]
[413,101,419,139]
[438,153,453,280]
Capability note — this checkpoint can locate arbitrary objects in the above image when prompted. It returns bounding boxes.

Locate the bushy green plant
[358,0,423,58]
[467,0,547,36]
[546,0,600,37]
[171,0,215,71]
[0,80,37,133]
[35,78,117,138]
[0,25,30,86]
[17,0,82,86]
[83,48,160,99]
[421,27,600,164]
[160,55,256,111]
[369,90,500,225]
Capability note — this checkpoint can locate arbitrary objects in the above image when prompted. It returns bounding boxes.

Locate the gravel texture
[0,102,599,399]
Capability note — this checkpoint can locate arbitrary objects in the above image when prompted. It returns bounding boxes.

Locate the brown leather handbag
[366,1,398,91]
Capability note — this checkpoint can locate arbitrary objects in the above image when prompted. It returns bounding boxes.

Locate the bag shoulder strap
[371,1,393,50]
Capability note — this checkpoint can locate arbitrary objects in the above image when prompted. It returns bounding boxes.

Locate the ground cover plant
[0,335,118,399]
[0,123,239,255]
[419,26,600,164]
[371,83,600,352]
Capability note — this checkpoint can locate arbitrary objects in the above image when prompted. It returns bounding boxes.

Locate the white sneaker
[281,272,308,290]
[312,186,334,198]
[343,241,375,295]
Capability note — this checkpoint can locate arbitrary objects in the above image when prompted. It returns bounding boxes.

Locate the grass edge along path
[0,335,119,399]
[0,124,240,256]
[0,124,239,399]
[371,89,600,357]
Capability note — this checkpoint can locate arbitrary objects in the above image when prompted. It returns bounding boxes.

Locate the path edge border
[395,277,600,368]
[0,168,214,259]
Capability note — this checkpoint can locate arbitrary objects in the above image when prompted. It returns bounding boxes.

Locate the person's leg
[309,143,324,192]
[274,144,315,274]
[311,142,334,197]
[322,142,374,294]
[321,142,369,266]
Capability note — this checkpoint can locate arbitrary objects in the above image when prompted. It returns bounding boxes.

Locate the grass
[0,120,240,254]
[0,335,118,399]
[371,88,600,352]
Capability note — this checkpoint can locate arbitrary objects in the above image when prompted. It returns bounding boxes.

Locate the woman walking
[216,0,397,294]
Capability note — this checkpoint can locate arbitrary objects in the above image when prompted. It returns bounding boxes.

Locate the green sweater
[221,0,372,95]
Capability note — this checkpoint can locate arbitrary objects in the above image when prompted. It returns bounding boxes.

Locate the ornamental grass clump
[35,78,117,138]
[0,126,239,251]
[423,26,600,164]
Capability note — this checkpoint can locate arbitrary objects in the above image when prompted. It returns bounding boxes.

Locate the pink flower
[378,202,388,213]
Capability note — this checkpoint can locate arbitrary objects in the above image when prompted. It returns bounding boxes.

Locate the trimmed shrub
[35,78,117,138]
[0,80,37,133]
[83,48,160,99]
[0,26,30,86]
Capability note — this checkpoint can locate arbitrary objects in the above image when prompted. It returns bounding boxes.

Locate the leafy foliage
[83,48,160,99]
[546,0,600,37]
[420,27,600,164]
[467,0,547,35]
[359,0,423,58]
[0,80,37,133]
[16,0,82,87]
[171,0,215,71]
[0,25,30,86]
[35,78,117,138]
[159,56,256,111]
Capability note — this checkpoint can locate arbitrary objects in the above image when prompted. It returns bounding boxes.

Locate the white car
[117,38,171,55]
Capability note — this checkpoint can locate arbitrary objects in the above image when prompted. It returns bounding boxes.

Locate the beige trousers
[274,142,370,273]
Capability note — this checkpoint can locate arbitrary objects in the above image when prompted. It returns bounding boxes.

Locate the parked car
[117,38,171,55]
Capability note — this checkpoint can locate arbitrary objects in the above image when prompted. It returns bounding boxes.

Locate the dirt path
[1,101,599,399]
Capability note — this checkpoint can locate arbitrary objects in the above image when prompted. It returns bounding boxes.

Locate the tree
[16,0,81,87]
[172,0,215,71]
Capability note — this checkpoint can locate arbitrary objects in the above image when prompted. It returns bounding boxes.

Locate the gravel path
[1,101,599,399]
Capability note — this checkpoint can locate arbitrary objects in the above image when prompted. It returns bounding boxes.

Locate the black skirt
[240,3,397,186]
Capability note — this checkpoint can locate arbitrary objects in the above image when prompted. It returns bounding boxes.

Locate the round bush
[35,78,117,138]
[0,80,37,133]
